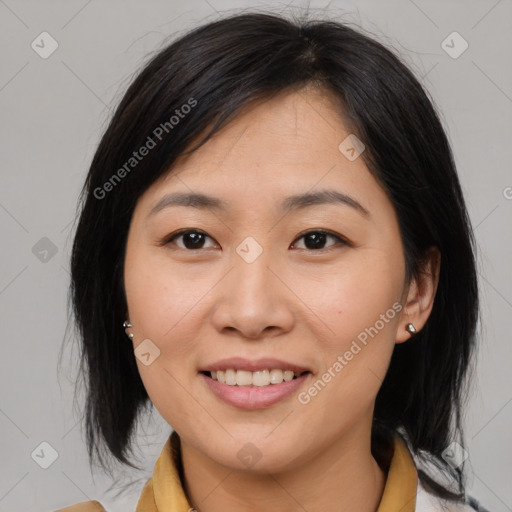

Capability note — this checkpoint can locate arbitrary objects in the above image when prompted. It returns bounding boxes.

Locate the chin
[205,436,305,474]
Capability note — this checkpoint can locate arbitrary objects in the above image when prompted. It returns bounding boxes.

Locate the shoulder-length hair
[66,10,479,503]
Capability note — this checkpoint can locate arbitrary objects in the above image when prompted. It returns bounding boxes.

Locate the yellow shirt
[56,430,417,511]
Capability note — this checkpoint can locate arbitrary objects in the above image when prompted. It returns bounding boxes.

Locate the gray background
[0,0,511,511]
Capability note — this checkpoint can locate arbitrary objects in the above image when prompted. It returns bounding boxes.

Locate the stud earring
[405,323,417,334]
[123,320,134,339]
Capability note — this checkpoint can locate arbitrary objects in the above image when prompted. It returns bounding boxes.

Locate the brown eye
[163,229,217,250]
[291,230,347,251]
[161,228,348,252]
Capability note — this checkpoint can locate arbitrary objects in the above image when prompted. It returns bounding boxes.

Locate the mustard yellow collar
[136,431,417,512]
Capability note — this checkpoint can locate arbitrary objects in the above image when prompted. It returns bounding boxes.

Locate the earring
[405,323,417,334]
[123,320,134,339]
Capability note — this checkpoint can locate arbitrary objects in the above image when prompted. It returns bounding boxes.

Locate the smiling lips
[210,368,305,386]
[200,357,312,409]
[200,357,311,387]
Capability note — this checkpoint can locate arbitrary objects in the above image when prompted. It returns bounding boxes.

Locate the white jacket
[90,476,491,512]
[416,478,490,511]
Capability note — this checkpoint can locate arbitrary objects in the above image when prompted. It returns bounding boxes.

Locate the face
[124,87,411,473]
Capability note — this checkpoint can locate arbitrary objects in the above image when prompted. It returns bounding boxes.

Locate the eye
[290,229,348,251]
[161,229,218,250]
[160,228,349,252]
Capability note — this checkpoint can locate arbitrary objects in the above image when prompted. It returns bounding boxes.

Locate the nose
[210,247,295,340]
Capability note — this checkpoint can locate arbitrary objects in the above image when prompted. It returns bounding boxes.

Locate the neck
[179,423,387,512]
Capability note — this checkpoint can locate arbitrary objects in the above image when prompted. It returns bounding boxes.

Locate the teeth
[210,369,302,386]
[225,369,237,385]
[283,370,295,382]
[270,369,284,384]
[235,370,253,386]
[253,370,270,387]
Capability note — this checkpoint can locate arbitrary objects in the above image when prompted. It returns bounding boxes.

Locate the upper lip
[200,357,311,374]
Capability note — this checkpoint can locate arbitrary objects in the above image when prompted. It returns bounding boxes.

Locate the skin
[123,85,440,512]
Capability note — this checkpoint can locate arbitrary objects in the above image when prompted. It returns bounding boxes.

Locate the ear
[396,246,441,344]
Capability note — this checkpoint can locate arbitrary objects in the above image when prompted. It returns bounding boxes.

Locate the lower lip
[200,372,311,409]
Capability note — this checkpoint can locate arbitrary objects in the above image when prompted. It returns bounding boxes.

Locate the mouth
[199,360,313,409]
[200,369,311,387]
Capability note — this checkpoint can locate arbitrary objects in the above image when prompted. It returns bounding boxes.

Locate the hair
[65,9,479,504]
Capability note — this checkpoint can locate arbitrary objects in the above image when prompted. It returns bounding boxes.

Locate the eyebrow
[147,189,370,219]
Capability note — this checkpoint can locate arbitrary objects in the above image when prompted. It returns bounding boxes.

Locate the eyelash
[159,228,350,252]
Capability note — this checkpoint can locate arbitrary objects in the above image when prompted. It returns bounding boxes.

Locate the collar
[136,431,418,512]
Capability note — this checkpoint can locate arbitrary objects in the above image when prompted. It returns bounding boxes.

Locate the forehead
[170,87,353,173]
[136,88,391,221]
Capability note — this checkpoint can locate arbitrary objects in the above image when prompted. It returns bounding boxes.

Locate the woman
[59,11,489,512]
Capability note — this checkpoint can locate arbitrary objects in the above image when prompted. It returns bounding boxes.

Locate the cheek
[124,251,204,422]
[125,246,225,372]
[125,247,191,338]
[294,252,403,343]
[300,274,400,425]
[297,249,403,396]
